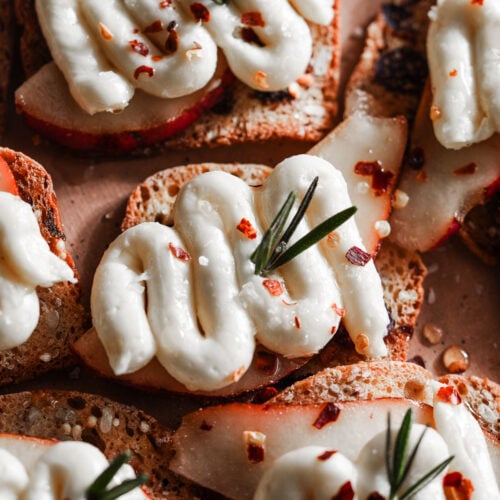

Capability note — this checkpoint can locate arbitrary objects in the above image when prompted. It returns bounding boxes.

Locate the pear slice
[389,87,500,252]
[15,61,231,153]
[170,399,433,500]
[309,112,408,255]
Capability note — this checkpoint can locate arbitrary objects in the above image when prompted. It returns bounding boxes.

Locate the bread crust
[0,389,209,499]
[0,148,88,386]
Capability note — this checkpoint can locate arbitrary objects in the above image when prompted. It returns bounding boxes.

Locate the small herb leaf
[86,450,149,500]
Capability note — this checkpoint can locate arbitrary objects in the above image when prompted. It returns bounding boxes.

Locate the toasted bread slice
[0,148,87,386]
[0,389,209,499]
[14,0,340,151]
[74,161,426,396]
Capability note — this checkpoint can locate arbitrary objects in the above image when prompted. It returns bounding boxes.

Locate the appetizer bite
[0,148,86,386]
[171,361,500,499]
[344,0,500,263]
[14,0,340,152]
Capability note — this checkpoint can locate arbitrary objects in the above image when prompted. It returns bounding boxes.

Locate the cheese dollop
[0,192,76,351]
[91,155,389,392]
[427,0,500,149]
[36,0,335,115]
[255,385,500,499]
[0,440,146,500]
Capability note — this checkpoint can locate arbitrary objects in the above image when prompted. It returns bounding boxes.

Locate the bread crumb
[39,353,52,363]
[140,421,150,433]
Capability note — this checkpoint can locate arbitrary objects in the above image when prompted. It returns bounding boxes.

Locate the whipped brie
[255,385,500,499]
[91,155,389,392]
[0,439,146,500]
[0,192,76,351]
[427,0,500,149]
[35,0,335,114]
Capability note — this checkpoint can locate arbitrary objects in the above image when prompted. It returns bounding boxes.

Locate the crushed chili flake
[436,385,462,405]
[330,325,337,335]
[294,316,301,329]
[168,242,191,262]
[449,69,458,77]
[200,420,213,431]
[190,2,210,22]
[129,39,150,56]
[353,160,394,196]
[470,0,483,5]
[443,472,474,499]
[253,70,269,89]
[241,11,265,27]
[255,350,278,375]
[345,246,371,266]
[167,20,178,31]
[313,403,341,429]
[99,22,113,40]
[332,481,355,500]
[144,20,164,33]
[262,279,283,296]
[244,431,266,464]
[152,55,164,61]
[317,450,337,461]
[332,303,345,317]
[454,163,477,175]
[134,65,155,79]
[246,443,265,464]
[366,493,386,500]
[159,0,172,7]
[242,27,265,47]
[237,217,257,239]
[165,28,179,55]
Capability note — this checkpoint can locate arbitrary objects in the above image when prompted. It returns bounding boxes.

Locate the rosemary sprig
[386,409,454,499]
[250,176,357,276]
[86,450,149,500]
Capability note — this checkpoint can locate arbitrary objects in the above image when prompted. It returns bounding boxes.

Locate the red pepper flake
[200,420,213,431]
[332,481,355,500]
[449,69,458,77]
[241,11,265,27]
[345,246,371,266]
[237,217,257,239]
[241,27,265,47]
[366,493,386,500]
[168,242,191,262]
[443,472,474,499]
[134,65,154,79]
[165,27,179,55]
[437,386,462,405]
[332,303,345,317]
[317,450,337,461]
[190,2,210,22]
[262,279,283,297]
[159,0,171,7]
[129,39,150,56]
[354,160,394,196]
[294,316,301,329]
[144,20,164,33]
[454,163,477,175]
[246,443,265,464]
[99,22,113,40]
[313,403,341,429]
[470,0,483,5]
[255,350,278,375]
[330,325,337,335]
[152,55,164,61]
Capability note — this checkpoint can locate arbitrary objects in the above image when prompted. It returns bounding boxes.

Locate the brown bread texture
[0,148,88,386]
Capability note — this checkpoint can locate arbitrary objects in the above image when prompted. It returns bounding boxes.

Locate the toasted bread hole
[140,186,151,201]
[168,185,179,197]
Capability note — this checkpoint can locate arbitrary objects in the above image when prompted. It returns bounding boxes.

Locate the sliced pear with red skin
[390,87,500,252]
[170,399,433,500]
[0,157,19,195]
[72,327,307,398]
[15,61,233,153]
[0,433,55,471]
[308,113,408,255]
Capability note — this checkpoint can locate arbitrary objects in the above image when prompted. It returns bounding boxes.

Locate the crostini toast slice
[0,147,87,386]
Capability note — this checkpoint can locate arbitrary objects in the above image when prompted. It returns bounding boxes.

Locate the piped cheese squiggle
[92,155,389,391]
[0,192,76,351]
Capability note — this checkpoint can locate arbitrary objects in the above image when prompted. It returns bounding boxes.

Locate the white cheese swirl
[427,0,500,149]
[255,385,500,499]
[0,440,146,500]
[0,192,76,351]
[92,155,389,392]
[35,0,334,114]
